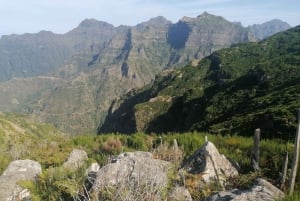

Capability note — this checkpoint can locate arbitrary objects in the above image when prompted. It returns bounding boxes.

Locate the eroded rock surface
[62,149,88,170]
[182,141,238,184]
[205,178,284,201]
[0,160,41,201]
[92,151,171,200]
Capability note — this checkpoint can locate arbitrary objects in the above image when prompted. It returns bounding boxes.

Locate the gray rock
[87,162,100,174]
[85,162,100,190]
[0,159,41,201]
[92,151,171,200]
[182,141,238,185]
[205,178,284,201]
[62,149,88,170]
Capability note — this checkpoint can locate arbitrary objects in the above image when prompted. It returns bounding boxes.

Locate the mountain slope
[100,26,300,138]
[0,12,259,134]
[249,19,291,40]
[0,113,68,173]
[0,20,118,81]
[0,76,65,113]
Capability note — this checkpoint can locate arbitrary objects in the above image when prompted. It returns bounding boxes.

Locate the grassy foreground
[0,113,299,200]
[1,134,299,199]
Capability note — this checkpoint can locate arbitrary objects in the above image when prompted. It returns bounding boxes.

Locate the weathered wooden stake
[280,151,289,190]
[252,128,261,171]
[289,109,300,195]
[173,139,178,151]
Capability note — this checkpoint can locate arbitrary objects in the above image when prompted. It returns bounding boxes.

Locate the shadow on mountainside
[167,21,192,50]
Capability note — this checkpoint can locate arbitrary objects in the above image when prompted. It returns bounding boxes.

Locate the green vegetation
[0,12,257,135]
[0,18,298,201]
[0,113,70,173]
[100,26,300,138]
[0,112,299,200]
[13,131,300,200]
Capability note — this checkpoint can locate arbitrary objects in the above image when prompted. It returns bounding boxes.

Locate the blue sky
[0,0,299,35]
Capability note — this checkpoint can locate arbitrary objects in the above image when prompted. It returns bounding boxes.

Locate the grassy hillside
[100,26,300,139]
[0,113,299,199]
[2,130,298,200]
[0,113,70,174]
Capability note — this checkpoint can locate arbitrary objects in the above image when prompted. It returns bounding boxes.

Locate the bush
[21,165,89,201]
[101,137,122,154]
[153,140,183,165]
[125,133,150,151]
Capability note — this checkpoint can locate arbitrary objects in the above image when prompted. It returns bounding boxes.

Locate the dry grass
[101,137,122,153]
[152,140,183,165]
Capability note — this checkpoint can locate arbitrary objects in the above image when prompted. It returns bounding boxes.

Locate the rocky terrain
[0,13,296,200]
[0,12,290,134]
[0,141,284,201]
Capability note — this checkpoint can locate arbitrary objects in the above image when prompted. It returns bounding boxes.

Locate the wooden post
[252,128,260,171]
[289,109,300,195]
[173,139,178,151]
[280,151,289,190]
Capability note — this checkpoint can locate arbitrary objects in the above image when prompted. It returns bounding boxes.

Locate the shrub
[153,140,183,165]
[101,137,122,154]
[125,133,150,151]
[20,165,89,201]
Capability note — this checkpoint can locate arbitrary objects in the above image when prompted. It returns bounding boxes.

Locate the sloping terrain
[0,12,261,134]
[100,26,300,138]
[0,113,68,173]
[249,19,291,39]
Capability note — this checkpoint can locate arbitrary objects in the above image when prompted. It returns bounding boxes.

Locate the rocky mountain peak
[77,18,114,29]
[197,11,214,18]
[148,16,170,24]
[197,11,225,21]
[137,16,171,28]
[249,19,291,39]
[179,12,234,28]
[175,11,212,22]
[69,18,116,37]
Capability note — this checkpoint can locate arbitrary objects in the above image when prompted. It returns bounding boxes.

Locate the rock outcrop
[205,178,284,201]
[85,162,101,190]
[0,142,286,201]
[62,149,88,171]
[182,141,238,185]
[91,151,172,200]
[0,160,41,201]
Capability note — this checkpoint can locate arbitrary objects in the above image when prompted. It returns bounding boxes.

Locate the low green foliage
[0,112,299,200]
[21,165,89,201]
[284,192,300,201]
[100,26,300,138]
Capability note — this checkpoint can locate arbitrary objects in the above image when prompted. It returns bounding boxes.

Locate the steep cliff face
[167,12,256,65]
[100,26,300,137]
[0,13,271,134]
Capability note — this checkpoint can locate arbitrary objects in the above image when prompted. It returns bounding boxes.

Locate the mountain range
[100,25,300,138]
[0,12,292,134]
